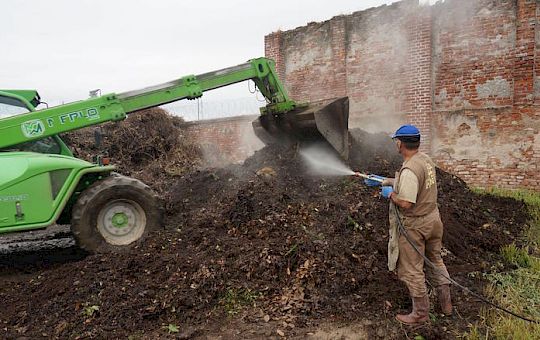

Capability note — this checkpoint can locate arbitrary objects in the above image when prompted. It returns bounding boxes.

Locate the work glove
[380,186,394,199]
[364,174,386,187]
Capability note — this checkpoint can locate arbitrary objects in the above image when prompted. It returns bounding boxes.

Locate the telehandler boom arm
[0,57,349,158]
[0,58,292,148]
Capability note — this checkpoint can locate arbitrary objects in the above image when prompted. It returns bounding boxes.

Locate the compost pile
[63,108,203,194]
[0,111,529,339]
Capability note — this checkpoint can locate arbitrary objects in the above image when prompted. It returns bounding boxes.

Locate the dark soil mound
[348,128,403,173]
[0,124,529,339]
[63,108,202,194]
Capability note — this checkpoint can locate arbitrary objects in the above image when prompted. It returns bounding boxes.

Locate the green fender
[0,152,114,233]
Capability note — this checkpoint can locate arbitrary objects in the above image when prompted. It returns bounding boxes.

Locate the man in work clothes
[362,124,453,325]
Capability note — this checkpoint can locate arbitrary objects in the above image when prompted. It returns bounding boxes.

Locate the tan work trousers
[397,207,451,297]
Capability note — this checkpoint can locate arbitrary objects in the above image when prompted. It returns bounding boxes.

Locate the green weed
[162,324,179,334]
[221,288,261,316]
[284,244,298,257]
[81,304,100,318]
[347,216,361,231]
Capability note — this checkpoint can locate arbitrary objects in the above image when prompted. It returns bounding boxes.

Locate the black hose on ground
[392,203,539,324]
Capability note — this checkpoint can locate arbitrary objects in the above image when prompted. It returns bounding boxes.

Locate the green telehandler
[0,57,349,252]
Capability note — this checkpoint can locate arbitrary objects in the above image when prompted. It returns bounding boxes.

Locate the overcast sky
[2,0,417,117]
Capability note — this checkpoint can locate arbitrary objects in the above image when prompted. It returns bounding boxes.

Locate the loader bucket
[253,97,349,159]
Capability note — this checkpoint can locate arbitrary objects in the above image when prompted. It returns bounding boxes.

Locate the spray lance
[352,172,395,198]
[353,172,384,183]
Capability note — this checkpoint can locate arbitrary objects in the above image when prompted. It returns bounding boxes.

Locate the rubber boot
[396,295,429,325]
[437,284,453,315]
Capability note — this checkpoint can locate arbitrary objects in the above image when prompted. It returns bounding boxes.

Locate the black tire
[71,174,163,253]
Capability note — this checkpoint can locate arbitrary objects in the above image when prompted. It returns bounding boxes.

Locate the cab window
[0,95,62,154]
[0,99,30,118]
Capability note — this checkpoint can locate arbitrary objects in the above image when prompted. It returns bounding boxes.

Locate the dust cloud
[300,144,354,176]
[238,119,264,154]
[419,0,443,5]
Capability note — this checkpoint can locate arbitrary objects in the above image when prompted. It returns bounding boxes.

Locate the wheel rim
[96,199,147,246]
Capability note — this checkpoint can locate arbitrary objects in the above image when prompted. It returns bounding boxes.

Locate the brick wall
[264,0,540,191]
[431,0,539,190]
[181,115,263,166]
[405,5,432,153]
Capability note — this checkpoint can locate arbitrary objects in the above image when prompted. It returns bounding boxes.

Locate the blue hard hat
[391,124,421,139]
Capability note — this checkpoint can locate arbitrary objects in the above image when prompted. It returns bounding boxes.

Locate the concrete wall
[265,0,540,191]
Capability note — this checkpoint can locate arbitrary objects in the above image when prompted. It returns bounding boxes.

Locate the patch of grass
[467,268,540,339]
[221,288,261,316]
[466,324,483,340]
[480,268,540,339]
[487,269,540,317]
[500,243,533,268]
[467,189,540,339]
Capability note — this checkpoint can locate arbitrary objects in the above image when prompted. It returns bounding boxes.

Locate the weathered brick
[264,0,540,191]
[180,115,263,166]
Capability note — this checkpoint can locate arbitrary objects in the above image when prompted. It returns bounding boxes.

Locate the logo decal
[425,164,436,189]
[86,108,100,121]
[21,119,45,138]
[0,194,29,203]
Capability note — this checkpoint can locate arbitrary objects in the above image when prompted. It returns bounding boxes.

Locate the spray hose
[355,173,384,182]
[391,203,539,324]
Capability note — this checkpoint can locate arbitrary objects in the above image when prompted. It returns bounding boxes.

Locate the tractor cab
[0,90,40,113]
[0,90,72,156]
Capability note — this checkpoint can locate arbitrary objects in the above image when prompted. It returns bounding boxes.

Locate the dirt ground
[0,110,530,339]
